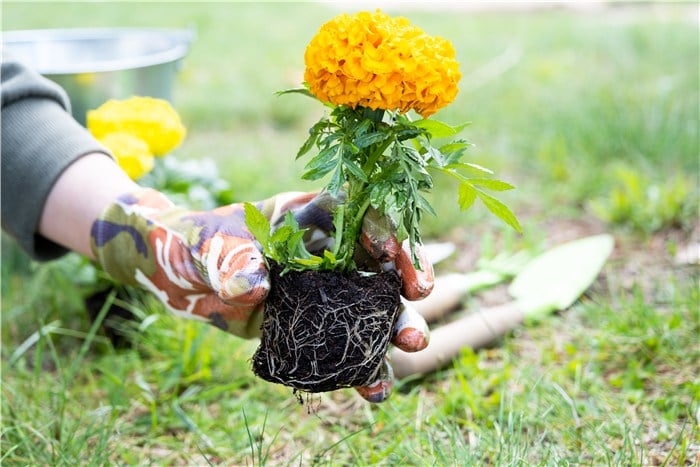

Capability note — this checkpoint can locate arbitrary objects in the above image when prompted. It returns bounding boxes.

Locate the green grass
[2,2,699,465]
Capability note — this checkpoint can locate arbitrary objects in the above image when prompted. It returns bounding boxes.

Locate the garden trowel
[391,234,615,378]
[415,247,533,322]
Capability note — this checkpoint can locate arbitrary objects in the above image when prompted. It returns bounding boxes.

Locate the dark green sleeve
[1,58,113,261]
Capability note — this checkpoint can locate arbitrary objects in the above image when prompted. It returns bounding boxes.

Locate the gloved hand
[90,188,433,401]
[353,208,434,402]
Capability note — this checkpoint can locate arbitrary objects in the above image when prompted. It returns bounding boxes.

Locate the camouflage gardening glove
[352,208,434,402]
[90,188,325,338]
[91,189,433,401]
[271,193,434,402]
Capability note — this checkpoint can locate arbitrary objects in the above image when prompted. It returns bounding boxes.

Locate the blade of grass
[8,320,61,366]
[63,289,116,383]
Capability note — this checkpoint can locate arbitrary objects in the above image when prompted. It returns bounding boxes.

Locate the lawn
[2,2,698,465]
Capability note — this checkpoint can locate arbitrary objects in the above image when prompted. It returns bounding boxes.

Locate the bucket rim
[2,27,194,75]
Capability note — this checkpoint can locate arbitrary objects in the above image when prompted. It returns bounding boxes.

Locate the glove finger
[288,191,344,252]
[261,191,342,252]
[290,191,343,228]
[258,191,315,222]
[394,240,435,301]
[354,358,394,403]
[391,299,430,352]
[360,207,401,262]
[203,233,270,306]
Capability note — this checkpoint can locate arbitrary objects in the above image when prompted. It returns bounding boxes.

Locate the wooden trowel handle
[391,302,525,379]
[411,274,469,322]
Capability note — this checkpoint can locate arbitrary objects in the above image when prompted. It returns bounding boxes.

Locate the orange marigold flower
[304,10,461,117]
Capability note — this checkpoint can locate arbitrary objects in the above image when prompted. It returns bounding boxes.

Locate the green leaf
[297,120,335,159]
[302,145,340,180]
[322,249,338,266]
[413,119,469,138]
[458,183,477,210]
[475,189,523,233]
[343,159,368,182]
[469,178,516,191]
[292,257,323,268]
[319,130,342,148]
[286,230,310,259]
[270,225,293,246]
[369,182,392,208]
[354,131,389,149]
[439,140,472,165]
[416,194,437,216]
[297,133,319,159]
[447,162,494,175]
[275,87,316,99]
[243,202,271,254]
[283,209,300,229]
[439,142,471,154]
[326,167,344,195]
[395,126,425,141]
[426,146,447,167]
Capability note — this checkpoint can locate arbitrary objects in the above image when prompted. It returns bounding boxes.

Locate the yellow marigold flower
[304,10,461,117]
[87,96,186,157]
[98,131,155,180]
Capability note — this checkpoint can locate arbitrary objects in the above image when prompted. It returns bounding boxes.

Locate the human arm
[1,58,116,259]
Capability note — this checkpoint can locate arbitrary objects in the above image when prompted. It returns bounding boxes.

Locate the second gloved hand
[90,188,433,402]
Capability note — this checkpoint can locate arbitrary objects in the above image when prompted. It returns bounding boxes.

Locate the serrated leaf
[297,120,334,159]
[244,202,271,254]
[446,162,494,175]
[439,141,471,165]
[354,131,389,149]
[319,131,342,147]
[370,183,392,208]
[326,167,344,196]
[286,230,310,259]
[422,146,442,166]
[416,194,437,216]
[395,219,409,244]
[270,225,294,245]
[458,183,477,210]
[439,142,470,154]
[302,145,340,180]
[395,126,425,141]
[323,249,338,262]
[397,144,423,166]
[413,119,469,138]
[469,178,516,191]
[297,133,319,159]
[475,189,522,233]
[284,210,300,229]
[343,159,368,182]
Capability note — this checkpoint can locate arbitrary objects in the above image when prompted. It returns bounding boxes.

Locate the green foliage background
[2,2,698,465]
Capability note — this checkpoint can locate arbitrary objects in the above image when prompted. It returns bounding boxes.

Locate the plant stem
[338,191,371,271]
[337,107,388,271]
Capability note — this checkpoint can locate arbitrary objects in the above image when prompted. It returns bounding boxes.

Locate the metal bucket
[2,28,193,125]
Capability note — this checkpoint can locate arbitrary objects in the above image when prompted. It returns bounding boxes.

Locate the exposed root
[252,264,401,393]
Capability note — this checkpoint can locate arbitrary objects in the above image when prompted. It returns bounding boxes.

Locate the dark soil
[252,263,401,392]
